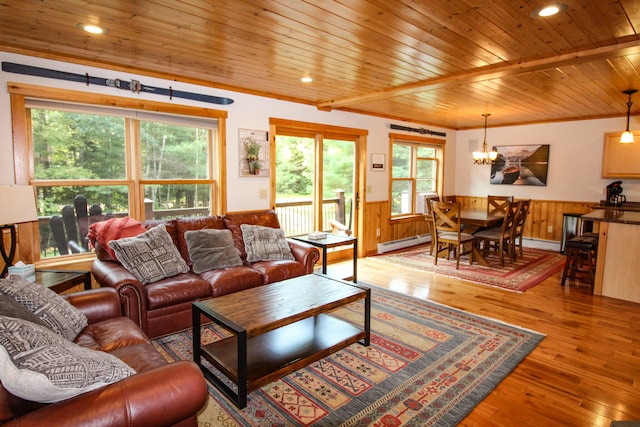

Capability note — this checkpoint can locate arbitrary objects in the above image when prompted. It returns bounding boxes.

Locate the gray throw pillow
[0,294,48,328]
[240,224,294,262]
[184,229,243,274]
[0,275,88,341]
[0,316,136,403]
[108,224,189,284]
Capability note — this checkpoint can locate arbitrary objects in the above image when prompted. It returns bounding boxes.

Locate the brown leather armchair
[0,288,208,427]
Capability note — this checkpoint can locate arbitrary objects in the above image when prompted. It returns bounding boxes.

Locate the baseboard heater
[377,234,431,254]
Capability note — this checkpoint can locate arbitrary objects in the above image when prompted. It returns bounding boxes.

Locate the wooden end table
[292,233,357,282]
[35,269,92,294]
[192,274,370,408]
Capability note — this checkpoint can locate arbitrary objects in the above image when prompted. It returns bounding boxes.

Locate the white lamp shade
[0,185,38,226]
[620,131,635,144]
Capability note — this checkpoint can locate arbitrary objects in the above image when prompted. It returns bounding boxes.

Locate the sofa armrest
[91,259,149,331]
[65,288,122,324]
[287,239,320,274]
[5,361,207,427]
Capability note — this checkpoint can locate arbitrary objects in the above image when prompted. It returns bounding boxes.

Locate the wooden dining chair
[510,199,531,259]
[473,201,519,266]
[430,200,475,269]
[487,195,514,216]
[424,194,440,255]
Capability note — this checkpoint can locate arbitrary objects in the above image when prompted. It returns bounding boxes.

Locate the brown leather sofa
[0,287,207,427]
[90,210,320,338]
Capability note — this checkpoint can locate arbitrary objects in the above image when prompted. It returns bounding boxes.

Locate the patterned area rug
[370,245,566,292]
[152,286,544,426]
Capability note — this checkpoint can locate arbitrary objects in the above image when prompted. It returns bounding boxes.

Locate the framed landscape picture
[490,144,549,186]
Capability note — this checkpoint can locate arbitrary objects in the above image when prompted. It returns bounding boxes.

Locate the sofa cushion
[144,274,212,310]
[240,224,294,262]
[88,217,147,261]
[184,229,243,273]
[0,316,136,403]
[0,275,87,341]
[109,224,190,284]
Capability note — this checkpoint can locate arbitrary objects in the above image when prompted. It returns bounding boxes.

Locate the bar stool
[560,235,598,288]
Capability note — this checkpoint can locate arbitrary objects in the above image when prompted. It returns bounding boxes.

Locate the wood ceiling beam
[317,39,640,110]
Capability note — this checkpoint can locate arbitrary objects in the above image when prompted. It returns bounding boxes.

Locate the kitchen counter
[581,211,640,303]
[592,201,640,212]
[581,209,640,225]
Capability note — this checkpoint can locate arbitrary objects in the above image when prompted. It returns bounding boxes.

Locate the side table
[292,233,357,282]
[34,269,92,294]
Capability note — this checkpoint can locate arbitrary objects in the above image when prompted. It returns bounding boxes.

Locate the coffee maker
[606,181,627,206]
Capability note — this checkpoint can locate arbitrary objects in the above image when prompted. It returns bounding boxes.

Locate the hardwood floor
[331,249,640,426]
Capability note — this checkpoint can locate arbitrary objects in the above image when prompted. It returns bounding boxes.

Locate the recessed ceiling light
[77,23,106,34]
[531,3,567,18]
[301,77,313,83]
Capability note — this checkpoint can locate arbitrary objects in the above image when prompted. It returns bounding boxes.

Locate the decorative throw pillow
[240,224,294,262]
[0,316,136,403]
[184,229,243,274]
[108,224,189,284]
[0,275,87,341]
[0,294,48,328]
[87,216,147,261]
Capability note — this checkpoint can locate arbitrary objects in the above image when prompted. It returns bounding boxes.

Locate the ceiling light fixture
[301,76,313,83]
[472,114,498,165]
[531,3,567,18]
[77,23,106,34]
[620,89,638,144]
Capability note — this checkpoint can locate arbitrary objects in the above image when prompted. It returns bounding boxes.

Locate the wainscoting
[361,196,595,257]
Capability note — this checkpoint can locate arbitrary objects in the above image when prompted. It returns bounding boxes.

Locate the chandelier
[472,113,498,164]
[620,89,637,144]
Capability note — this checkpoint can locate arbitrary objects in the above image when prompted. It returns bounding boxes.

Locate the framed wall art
[490,144,549,186]
[239,129,269,177]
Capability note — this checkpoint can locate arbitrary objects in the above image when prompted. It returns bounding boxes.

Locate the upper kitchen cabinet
[602,132,640,178]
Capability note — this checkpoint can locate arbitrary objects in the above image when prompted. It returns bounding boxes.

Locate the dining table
[431,208,505,267]
[461,208,504,266]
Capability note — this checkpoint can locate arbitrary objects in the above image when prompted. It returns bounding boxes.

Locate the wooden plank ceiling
[1,0,640,129]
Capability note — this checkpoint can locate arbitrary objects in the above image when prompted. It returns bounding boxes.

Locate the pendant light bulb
[620,89,637,144]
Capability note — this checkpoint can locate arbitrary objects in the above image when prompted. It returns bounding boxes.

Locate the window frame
[9,83,228,264]
[389,132,445,220]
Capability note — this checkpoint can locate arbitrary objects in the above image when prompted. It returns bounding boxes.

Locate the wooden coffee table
[192,274,371,408]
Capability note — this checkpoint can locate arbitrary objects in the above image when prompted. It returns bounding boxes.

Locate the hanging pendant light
[472,114,498,164]
[620,89,637,144]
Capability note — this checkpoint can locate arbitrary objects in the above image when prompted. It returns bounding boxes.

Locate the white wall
[456,118,640,203]
[0,52,455,212]
[2,51,639,209]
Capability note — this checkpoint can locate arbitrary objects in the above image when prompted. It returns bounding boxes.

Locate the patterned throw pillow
[0,316,136,403]
[184,229,243,274]
[0,275,87,341]
[108,224,189,284]
[240,224,294,262]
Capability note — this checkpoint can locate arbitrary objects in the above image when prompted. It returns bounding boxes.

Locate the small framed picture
[371,153,385,171]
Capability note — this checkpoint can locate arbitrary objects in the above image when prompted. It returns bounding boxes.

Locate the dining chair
[430,200,475,269]
[487,195,514,216]
[442,195,457,203]
[510,199,531,259]
[424,194,440,255]
[473,201,519,266]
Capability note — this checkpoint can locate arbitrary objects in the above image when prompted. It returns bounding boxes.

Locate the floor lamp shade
[0,185,38,277]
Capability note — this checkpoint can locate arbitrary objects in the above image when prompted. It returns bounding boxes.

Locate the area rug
[152,286,545,426]
[369,245,566,292]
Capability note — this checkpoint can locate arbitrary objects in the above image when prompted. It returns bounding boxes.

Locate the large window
[10,84,226,260]
[390,133,444,217]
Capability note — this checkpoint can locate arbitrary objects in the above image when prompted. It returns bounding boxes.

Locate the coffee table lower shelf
[195,313,367,408]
